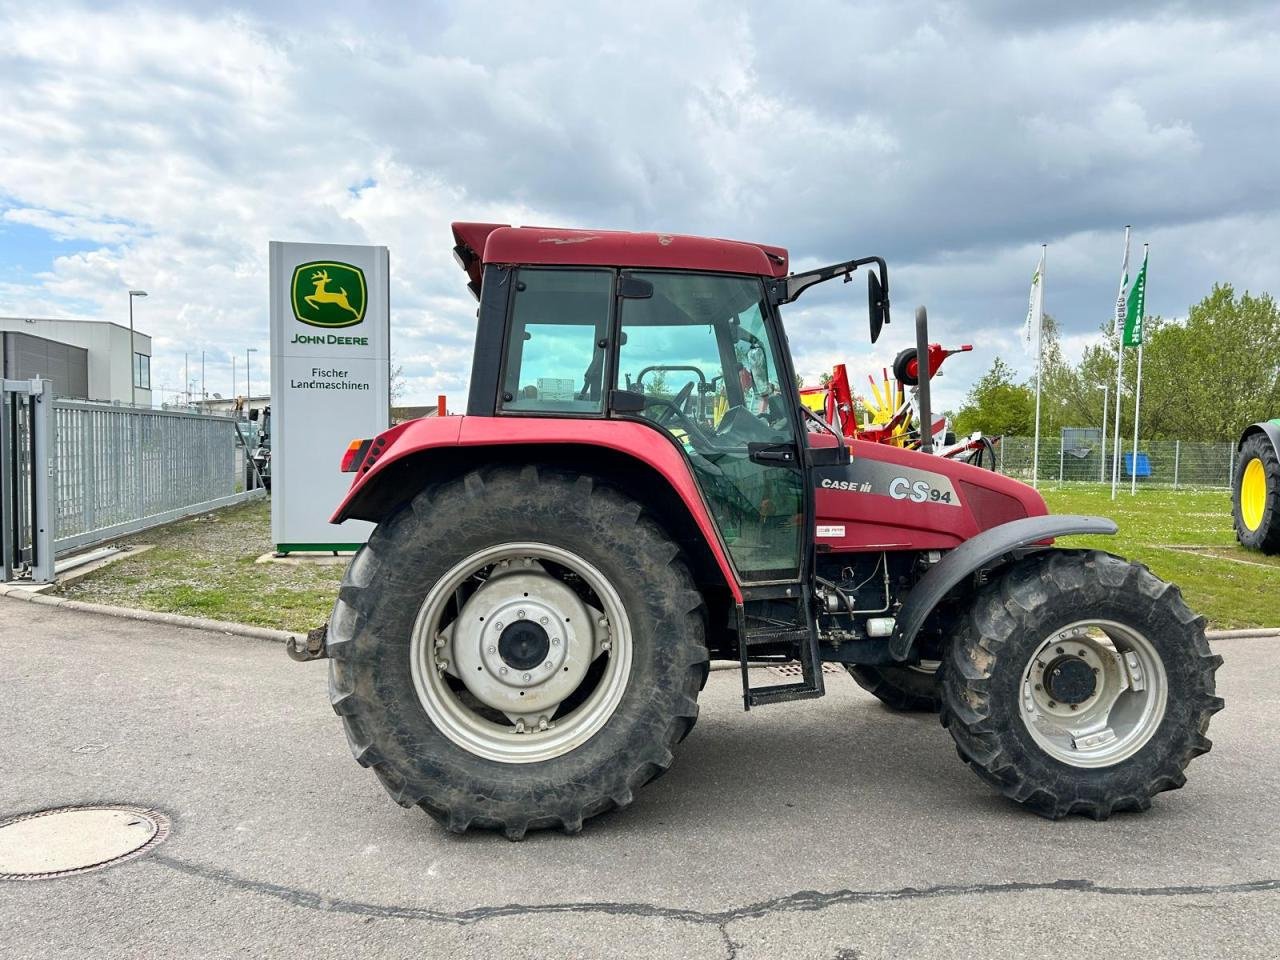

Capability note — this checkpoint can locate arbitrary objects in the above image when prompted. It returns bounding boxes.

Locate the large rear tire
[847,662,942,712]
[1233,433,1280,554]
[327,466,708,838]
[942,550,1223,819]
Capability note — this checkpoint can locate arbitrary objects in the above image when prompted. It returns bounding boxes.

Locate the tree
[953,358,1035,436]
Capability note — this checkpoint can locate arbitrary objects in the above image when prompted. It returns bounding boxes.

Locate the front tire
[942,550,1223,819]
[327,466,708,838]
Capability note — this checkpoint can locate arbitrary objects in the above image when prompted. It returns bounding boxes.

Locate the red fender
[331,416,744,601]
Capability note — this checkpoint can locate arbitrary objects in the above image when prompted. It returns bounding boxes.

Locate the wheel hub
[1019,621,1168,768]
[449,565,599,717]
[410,543,632,764]
[1044,656,1096,705]
[498,620,550,672]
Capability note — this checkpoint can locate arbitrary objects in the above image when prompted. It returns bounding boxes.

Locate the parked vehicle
[289,223,1223,838]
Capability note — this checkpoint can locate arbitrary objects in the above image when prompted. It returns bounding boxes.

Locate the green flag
[1123,248,1148,347]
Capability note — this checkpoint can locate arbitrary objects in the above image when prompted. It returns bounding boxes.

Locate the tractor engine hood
[810,436,1048,552]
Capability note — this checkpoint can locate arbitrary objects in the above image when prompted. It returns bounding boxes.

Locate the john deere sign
[270,242,390,553]
[291,260,367,328]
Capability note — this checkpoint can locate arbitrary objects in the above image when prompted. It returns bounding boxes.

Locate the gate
[2,379,265,583]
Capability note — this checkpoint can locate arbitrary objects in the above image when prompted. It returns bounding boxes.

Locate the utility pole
[246,347,258,412]
[201,351,206,411]
[184,352,190,406]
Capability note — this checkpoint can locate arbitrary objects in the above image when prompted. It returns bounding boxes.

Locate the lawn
[1043,484,1278,629]
[57,483,1276,633]
[58,499,342,633]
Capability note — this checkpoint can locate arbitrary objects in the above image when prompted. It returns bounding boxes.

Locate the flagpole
[1110,225,1131,500]
[1031,244,1045,488]
[1129,242,1149,495]
[1130,342,1144,494]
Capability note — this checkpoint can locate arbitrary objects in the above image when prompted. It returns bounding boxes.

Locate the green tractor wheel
[1233,424,1280,554]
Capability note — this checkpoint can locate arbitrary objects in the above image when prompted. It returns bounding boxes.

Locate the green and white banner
[1123,248,1149,348]
[269,241,390,552]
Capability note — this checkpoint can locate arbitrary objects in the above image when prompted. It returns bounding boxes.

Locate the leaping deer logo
[304,269,361,319]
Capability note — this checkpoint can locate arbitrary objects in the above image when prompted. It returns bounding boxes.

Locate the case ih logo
[291,261,367,328]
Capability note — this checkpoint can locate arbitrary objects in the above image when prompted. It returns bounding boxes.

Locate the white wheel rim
[1018,620,1168,768]
[409,542,632,764]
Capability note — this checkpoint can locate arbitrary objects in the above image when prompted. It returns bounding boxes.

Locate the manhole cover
[0,805,170,880]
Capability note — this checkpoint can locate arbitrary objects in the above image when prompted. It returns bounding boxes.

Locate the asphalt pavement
[1,597,1276,959]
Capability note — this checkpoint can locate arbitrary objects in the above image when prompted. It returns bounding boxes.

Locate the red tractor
[292,223,1222,838]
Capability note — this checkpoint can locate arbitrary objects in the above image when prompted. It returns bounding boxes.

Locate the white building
[0,317,152,406]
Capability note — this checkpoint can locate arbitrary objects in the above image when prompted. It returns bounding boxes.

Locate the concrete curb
[1,584,1274,650]
[0,586,302,645]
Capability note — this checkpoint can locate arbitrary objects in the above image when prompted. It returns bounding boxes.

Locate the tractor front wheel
[327,466,708,838]
[942,550,1223,819]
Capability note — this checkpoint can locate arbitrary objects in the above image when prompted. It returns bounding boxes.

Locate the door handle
[747,442,798,466]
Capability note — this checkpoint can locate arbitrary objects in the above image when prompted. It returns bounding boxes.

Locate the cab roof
[451,222,789,297]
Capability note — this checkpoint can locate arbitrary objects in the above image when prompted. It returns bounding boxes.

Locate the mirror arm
[767,255,887,305]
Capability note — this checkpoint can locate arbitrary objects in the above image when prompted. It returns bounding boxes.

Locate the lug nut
[598,617,608,627]
[522,673,531,681]
[436,660,448,673]
[544,661,553,669]
[499,666,508,676]
[538,717,549,731]
[1048,700,1056,708]
[540,616,549,625]
[551,637,560,646]
[518,609,526,619]
[515,720,526,734]
[434,634,446,648]
[494,621,503,630]
[488,645,496,654]
[601,639,612,651]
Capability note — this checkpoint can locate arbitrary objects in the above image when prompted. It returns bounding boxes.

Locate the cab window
[501,269,611,413]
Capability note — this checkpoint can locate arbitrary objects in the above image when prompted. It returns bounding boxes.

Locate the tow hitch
[286,623,329,662]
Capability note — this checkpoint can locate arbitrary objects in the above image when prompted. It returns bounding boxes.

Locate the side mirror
[248,408,260,421]
[868,271,889,344]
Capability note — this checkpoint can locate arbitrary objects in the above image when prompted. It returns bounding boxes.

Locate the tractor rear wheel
[327,466,708,838]
[942,550,1222,819]
[1233,433,1280,554]
[847,662,942,712]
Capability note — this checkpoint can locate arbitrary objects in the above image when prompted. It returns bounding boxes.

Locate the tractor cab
[453,223,891,704]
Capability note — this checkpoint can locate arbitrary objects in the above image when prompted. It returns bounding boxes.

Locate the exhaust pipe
[915,306,933,454]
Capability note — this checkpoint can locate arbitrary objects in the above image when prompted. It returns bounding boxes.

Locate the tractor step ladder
[737,588,826,709]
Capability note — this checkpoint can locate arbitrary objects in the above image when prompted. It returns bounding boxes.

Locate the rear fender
[331,415,743,601]
[889,514,1118,661]
[1239,420,1280,454]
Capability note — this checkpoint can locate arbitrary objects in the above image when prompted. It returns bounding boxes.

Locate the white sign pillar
[269,241,390,552]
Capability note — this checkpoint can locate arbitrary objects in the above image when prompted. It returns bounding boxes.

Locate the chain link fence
[995,434,1237,488]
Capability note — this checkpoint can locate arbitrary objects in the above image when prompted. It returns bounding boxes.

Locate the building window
[133,352,151,390]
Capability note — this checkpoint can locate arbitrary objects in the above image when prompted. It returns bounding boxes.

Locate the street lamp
[246,347,258,413]
[128,290,147,407]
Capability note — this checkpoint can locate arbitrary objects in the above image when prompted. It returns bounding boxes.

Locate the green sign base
[275,543,362,554]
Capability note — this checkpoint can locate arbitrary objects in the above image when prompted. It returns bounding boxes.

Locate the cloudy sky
[1,0,1277,411]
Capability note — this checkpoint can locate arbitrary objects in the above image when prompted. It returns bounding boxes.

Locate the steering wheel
[651,380,696,427]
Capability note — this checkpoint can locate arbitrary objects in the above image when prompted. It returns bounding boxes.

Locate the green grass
[56,483,1276,634]
[58,500,343,633]
[1043,484,1278,629]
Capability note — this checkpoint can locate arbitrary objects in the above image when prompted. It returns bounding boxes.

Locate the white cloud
[0,0,1276,410]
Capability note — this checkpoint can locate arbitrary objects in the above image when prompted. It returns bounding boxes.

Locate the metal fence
[3,379,264,582]
[995,435,1237,488]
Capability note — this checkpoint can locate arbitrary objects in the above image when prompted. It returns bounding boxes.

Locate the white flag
[1023,249,1044,355]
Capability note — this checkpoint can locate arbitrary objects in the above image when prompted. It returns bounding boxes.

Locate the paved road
[1,597,1277,959]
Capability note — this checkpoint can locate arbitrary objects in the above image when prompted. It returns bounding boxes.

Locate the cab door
[613,271,809,585]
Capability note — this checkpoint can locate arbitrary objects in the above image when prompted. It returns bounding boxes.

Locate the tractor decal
[815,461,961,507]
